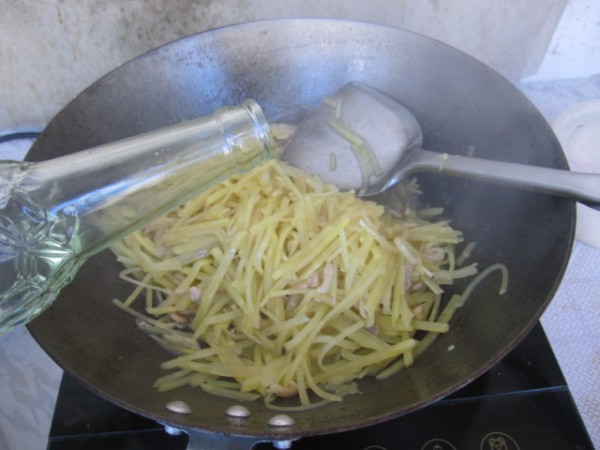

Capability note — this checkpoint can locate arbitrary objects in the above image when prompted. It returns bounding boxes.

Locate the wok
[27,19,574,448]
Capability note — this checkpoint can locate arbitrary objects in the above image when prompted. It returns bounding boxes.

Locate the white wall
[529,0,600,80]
[0,0,566,131]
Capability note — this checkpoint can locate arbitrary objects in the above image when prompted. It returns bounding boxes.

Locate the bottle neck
[0,101,275,333]
[27,100,276,258]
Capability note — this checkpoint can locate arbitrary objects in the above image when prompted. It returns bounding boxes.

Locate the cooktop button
[480,431,520,450]
[420,438,457,450]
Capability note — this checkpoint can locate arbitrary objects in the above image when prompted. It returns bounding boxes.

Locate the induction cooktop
[46,322,593,449]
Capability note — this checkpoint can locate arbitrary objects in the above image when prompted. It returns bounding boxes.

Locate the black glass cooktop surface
[47,323,593,449]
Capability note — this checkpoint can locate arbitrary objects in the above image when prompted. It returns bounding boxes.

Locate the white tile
[0,327,62,450]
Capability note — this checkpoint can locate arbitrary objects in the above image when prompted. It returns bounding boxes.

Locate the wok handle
[408,148,600,210]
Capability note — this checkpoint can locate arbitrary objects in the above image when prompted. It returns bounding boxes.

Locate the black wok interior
[27,19,574,441]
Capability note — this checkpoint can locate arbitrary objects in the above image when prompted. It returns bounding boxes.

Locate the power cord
[0,131,40,144]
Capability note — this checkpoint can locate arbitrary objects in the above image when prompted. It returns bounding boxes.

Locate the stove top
[47,323,593,449]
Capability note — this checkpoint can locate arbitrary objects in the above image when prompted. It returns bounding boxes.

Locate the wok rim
[27,18,576,441]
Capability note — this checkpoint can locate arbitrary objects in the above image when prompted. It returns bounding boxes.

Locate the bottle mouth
[241,99,278,160]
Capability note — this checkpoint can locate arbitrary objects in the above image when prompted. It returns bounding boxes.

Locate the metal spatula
[283,82,600,210]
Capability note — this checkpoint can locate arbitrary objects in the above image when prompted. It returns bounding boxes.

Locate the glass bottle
[0,100,275,334]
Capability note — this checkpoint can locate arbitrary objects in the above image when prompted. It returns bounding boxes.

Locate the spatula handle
[411,148,600,210]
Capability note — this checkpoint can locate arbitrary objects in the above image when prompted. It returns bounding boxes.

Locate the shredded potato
[111,159,484,409]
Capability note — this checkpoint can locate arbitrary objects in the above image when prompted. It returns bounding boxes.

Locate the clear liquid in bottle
[0,100,275,334]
